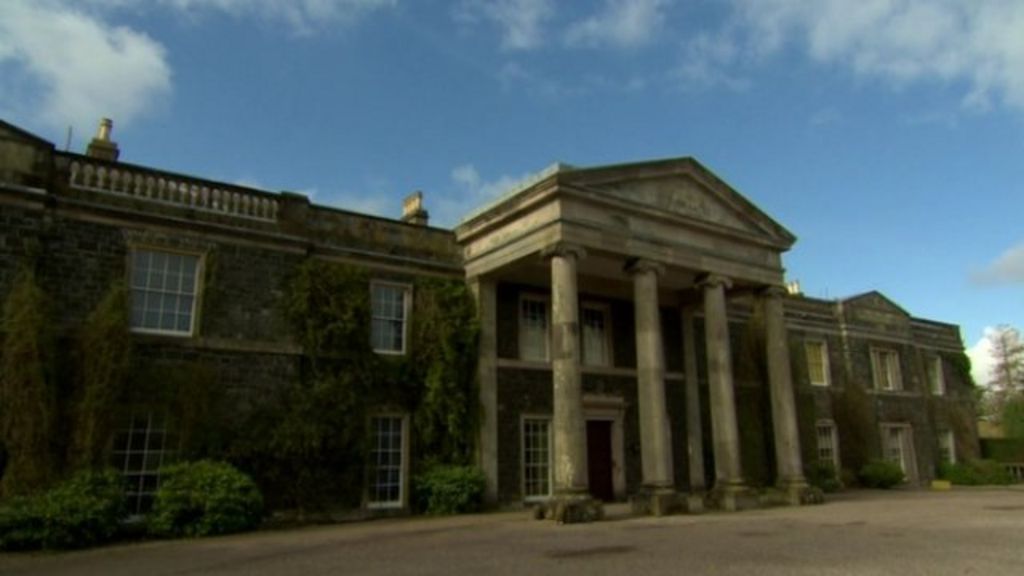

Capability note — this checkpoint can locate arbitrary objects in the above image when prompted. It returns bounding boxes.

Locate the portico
[455,158,808,521]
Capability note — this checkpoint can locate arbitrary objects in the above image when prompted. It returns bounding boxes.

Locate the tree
[984,325,1024,430]
[989,325,1024,394]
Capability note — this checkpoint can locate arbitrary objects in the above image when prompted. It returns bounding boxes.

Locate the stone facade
[0,119,976,518]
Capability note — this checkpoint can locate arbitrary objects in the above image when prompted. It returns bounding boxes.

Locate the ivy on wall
[410,277,479,466]
[0,269,58,497]
[68,284,132,470]
[0,255,480,512]
[231,258,480,511]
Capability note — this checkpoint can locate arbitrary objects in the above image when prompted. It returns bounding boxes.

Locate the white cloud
[0,0,172,131]
[973,241,1024,285]
[433,163,533,227]
[450,162,523,201]
[496,61,581,99]
[0,0,395,132]
[159,0,397,34]
[728,0,1024,111]
[565,0,670,48]
[455,0,554,51]
[80,0,397,34]
[672,31,749,92]
[968,327,998,387]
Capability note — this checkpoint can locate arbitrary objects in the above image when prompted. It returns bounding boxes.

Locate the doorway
[586,420,615,502]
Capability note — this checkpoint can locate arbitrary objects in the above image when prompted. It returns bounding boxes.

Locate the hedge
[148,460,263,537]
[414,465,486,515]
[0,469,127,551]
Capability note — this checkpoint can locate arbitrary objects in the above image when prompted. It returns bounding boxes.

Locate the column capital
[624,257,665,277]
[758,284,789,299]
[696,273,733,290]
[541,242,587,262]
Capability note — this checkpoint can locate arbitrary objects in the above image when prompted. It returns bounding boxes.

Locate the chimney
[401,190,429,226]
[85,118,120,161]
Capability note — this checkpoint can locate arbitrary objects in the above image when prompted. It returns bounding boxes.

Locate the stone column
[627,259,676,515]
[543,244,601,523]
[470,277,498,505]
[681,305,706,500]
[699,274,750,511]
[761,286,807,504]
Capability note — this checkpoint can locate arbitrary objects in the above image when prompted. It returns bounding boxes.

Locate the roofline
[56,150,452,234]
[0,119,56,148]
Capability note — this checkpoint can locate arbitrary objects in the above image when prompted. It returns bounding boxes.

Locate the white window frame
[521,415,553,502]
[367,413,408,509]
[580,302,613,368]
[111,411,175,516]
[938,429,956,465]
[931,356,946,396]
[370,281,411,355]
[805,339,831,387]
[816,419,840,471]
[129,248,202,337]
[518,294,550,362]
[871,348,903,392]
[880,423,914,482]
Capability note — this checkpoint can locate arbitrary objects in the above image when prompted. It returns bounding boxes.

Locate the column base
[708,482,759,512]
[757,480,825,507]
[683,491,706,514]
[629,486,682,517]
[535,492,604,524]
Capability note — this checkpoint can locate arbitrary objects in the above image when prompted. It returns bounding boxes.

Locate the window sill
[131,328,194,339]
[867,389,920,398]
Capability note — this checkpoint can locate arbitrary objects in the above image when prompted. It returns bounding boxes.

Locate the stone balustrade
[68,159,278,222]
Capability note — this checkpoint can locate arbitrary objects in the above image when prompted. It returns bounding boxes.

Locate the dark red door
[586,420,614,502]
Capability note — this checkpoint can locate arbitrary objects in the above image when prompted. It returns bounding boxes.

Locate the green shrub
[805,461,842,493]
[148,460,263,537]
[939,460,1013,486]
[980,438,1024,463]
[0,468,127,551]
[858,460,905,489]
[414,465,486,515]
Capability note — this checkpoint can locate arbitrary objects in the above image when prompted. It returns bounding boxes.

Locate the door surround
[583,394,626,500]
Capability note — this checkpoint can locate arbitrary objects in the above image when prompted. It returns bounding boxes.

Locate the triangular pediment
[567,158,796,249]
[842,291,909,317]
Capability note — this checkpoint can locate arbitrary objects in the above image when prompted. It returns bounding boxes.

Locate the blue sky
[1,0,1022,382]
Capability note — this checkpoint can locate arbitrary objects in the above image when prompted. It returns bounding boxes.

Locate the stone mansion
[0,119,977,518]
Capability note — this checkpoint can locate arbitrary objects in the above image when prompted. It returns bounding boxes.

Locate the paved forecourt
[2,488,1023,576]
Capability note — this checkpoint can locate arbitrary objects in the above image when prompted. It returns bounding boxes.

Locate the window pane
[520,299,548,361]
[582,307,608,367]
[130,250,199,335]
[371,285,407,353]
[368,416,404,507]
[523,419,551,498]
[806,342,827,386]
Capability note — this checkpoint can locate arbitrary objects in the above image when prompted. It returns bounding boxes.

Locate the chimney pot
[86,117,120,161]
[401,190,429,226]
[97,118,113,141]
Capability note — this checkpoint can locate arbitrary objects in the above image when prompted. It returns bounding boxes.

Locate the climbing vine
[233,258,480,511]
[68,283,132,470]
[0,269,58,497]
[411,277,479,466]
